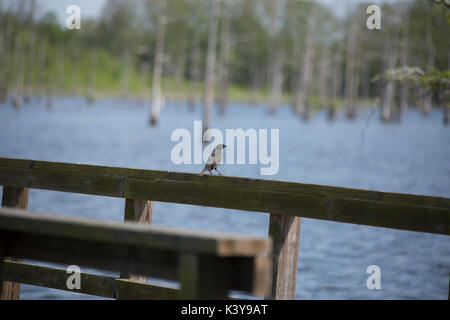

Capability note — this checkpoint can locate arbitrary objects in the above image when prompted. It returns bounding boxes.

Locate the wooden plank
[120,198,153,281]
[1,235,263,296]
[0,208,270,257]
[178,253,231,299]
[1,186,29,300]
[4,261,114,298]
[0,234,5,294]
[268,214,300,299]
[0,157,448,234]
[1,230,179,281]
[0,166,123,198]
[3,261,178,299]
[1,156,448,208]
[0,209,269,294]
[2,260,266,300]
[115,278,177,300]
[1,233,265,296]
[123,178,450,235]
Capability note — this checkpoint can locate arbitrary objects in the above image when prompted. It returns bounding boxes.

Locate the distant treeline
[0,0,448,120]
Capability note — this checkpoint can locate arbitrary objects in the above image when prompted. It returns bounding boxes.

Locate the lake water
[0,97,449,299]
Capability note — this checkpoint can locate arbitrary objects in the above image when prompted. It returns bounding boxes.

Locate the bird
[199,144,227,176]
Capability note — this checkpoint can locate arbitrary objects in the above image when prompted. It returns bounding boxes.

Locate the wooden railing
[0,157,449,299]
[0,207,271,299]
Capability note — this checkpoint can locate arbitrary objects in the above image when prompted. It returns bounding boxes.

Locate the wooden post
[1,186,29,300]
[120,199,153,281]
[178,253,230,299]
[268,214,300,300]
[0,232,5,295]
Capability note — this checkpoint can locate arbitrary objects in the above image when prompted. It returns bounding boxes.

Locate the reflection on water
[0,97,449,299]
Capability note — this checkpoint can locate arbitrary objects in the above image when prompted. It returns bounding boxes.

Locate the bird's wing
[215,151,223,164]
[206,154,215,165]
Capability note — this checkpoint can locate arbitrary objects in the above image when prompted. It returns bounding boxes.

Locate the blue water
[0,97,449,299]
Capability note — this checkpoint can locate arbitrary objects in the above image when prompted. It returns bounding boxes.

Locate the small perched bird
[199,144,227,176]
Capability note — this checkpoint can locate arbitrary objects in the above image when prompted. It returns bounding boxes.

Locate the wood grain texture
[120,198,153,280]
[0,208,271,295]
[115,278,177,300]
[0,235,5,295]
[1,186,29,300]
[0,208,270,257]
[124,198,153,224]
[178,253,231,299]
[3,261,178,299]
[0,157,448,234]
[268,214,300,299]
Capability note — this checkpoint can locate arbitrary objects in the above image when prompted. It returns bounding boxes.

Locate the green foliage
[0,0,449,106]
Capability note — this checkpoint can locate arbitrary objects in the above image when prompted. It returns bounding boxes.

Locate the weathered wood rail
[0,207,271,299]
[0,157,449,299]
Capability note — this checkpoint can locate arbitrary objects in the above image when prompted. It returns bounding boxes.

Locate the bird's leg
[215,168,223,175]
[210,171,213,175]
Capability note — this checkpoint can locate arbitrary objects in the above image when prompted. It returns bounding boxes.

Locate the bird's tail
[198,168,207,176]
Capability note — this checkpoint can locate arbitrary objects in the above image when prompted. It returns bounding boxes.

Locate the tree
[292,3,316,119]
[150,0,167,126]
[202,0,220,137]
[217,0,233,115]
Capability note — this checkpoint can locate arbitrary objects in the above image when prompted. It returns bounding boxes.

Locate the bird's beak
[223,144,227,148]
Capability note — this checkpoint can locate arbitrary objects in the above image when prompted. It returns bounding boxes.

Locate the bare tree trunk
[268,49,284,115]
[444,102,449,126]
[294,7,316,120]
[202,0,220,137]
[46,72,55,110]
[85,49,98,105]
[0,22,6,103]
[56,45,65,97]
[250,61,262,104]
[318,48,329,112]
[381,35,398,123]
[328,51,341,121]
[12,32,24,109]
[120,51,131,99]
[174,54,186,82]
[444,53,450,126]
[344,20,357,119]
[289,49,299,113]
[24,24,36,104]
[361,61,371,100]
[36,38,47,101]
[217,0,233,115]
[422,24,434,116]
[399,11,409,113]
[187,33,200,111]
[1,10,13,103]
[266,0,286,115]
[70,45,81,96]
[150,0,167,126]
